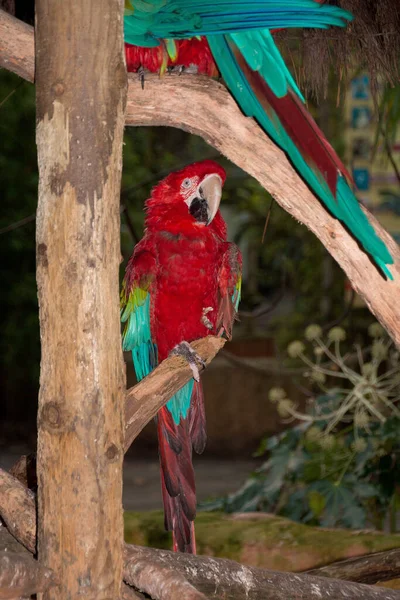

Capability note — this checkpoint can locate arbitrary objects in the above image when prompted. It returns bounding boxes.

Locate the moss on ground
[124,511,400,572]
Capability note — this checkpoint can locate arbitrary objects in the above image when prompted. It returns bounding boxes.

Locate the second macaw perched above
[124,0,393,278]
[121,160,241,553]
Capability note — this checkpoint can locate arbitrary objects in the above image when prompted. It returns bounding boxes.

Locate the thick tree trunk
[34,1,127,599]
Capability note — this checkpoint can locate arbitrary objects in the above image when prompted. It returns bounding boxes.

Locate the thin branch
[379,124,400,186]
[121,201,140,245]
[239,275,286,319]
[0,79,24,109]
[219,349,305,375]
[322,288,356,331]
[0,213,35,235]
[1,9,400,347]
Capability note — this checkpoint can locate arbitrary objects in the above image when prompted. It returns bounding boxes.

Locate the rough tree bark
[34,1,127,599]
[1,6,400,600]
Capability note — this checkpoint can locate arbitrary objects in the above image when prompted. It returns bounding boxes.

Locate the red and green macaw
[123,0,393,278]
[121,160,241,553]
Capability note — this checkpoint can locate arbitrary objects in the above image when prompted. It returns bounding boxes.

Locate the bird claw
[170,341,206,382]
[201,306,214,330]
[138,66,145,90]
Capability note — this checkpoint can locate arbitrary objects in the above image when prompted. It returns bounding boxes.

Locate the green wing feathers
[121,284,157,381]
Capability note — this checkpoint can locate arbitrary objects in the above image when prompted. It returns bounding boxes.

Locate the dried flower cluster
[269,322,400,438]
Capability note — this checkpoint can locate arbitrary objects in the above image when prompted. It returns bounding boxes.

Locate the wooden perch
[124,544,400,600]
[0,552,55,599]
[306,548,400,585]
[125,336,225,450]
[0,9,33,82]
[1,7,400,347]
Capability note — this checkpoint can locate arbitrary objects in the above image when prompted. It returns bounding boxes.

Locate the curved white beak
[200,174,223,225]
[186,173,223,225]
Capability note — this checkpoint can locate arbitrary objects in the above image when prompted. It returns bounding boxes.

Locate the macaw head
[145,160,227,237]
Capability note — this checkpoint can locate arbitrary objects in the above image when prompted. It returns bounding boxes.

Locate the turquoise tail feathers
[207,31,393,278]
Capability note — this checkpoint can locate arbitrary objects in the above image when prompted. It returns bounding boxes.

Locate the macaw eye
[181,178,192,189]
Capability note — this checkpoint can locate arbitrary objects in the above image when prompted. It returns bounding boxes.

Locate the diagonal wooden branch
[123,544,400,600]
[0,336,225,554]
[0,9,33,82]
[124,336,225,451]
[1,8,400,347]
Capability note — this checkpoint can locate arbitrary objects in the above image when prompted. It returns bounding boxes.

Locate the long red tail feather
[157,382,206,553]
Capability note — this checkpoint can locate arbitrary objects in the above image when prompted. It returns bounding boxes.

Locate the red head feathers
[145,160,227,239]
